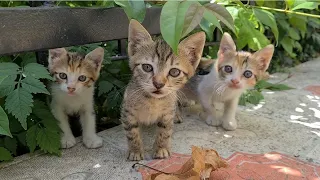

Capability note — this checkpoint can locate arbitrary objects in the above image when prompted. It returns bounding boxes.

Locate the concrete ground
[0,58,319,180]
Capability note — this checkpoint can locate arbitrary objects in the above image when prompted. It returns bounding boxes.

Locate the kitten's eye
[243,70,253,78]
[59,73,67,79]
[78,75,87,82]
[224,65,232,73]
[142,64,153,72]
[169,68,181,77]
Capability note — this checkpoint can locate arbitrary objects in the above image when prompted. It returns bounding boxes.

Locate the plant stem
[252,5,320,18]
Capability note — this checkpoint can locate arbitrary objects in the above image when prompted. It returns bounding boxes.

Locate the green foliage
[0,147,12,161]
[0,106,12,137]
[114,0,146,23]
[239,80,294,106]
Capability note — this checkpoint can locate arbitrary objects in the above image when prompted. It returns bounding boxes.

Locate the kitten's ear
[252,44,274,71]
[178,32,206,70]
[218,32,236,63]
[85,47,104,71]
[48,48,67,64]
[128,19,153,56]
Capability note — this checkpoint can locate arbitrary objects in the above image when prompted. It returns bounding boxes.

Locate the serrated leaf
[0,75,17,98]
[253,8,279,44]
[5,88,33,129]
[160,1,194,54]
[4,137,17,155]
[0,62,20,76]
[203,3,235,34]
[36,127,61,155]
[22,76,50,95]
[98,81,114,96]
[32,100,60,131]
[181,3,205,38]
[0,147,13,161]
[202,8,222,33]
[26,125,38,152]
[114,0,146,23]
[23,63,52,80]
[292,2,320,11]
[199,18,216,41]
[0,106,12,137]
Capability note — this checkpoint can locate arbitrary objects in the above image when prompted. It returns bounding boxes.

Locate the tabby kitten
[179,32,274,130]
[48,47,104,149]
[121,19,205,161]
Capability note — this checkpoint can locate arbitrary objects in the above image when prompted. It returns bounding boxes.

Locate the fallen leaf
[144,146,228,180]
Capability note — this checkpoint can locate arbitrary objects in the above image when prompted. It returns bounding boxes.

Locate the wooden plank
[0,7,161,55]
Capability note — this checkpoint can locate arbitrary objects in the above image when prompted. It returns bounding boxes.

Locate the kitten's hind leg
[153,113,174,159]
[80,106,103,149]
[174,104,184,124]
[121,109,144,161]
[51,105,76,148]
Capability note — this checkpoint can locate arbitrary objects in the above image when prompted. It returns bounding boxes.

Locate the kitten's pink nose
[231,79,240,84]
[153,81,165,89]
[67,87,76,92]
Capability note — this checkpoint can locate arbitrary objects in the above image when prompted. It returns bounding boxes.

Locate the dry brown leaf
[144,146,228,180]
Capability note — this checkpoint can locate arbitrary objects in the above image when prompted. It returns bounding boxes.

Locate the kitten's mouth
[152,90,163,94]
[229,84,241,89]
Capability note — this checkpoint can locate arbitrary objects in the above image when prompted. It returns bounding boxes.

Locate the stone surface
[0,58,319,180]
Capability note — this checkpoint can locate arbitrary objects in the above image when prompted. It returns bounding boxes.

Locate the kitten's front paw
[83,134,103,149]
[61,135,76,149]
[153,148,170,159]
[128,151,144,161]
[174,114,183,124]
[205,115,221,127]
[222,118,237,131]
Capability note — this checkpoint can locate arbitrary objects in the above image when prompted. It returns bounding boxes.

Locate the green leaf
[16,131,27,146]
[26,125,38,152]
[253,8,279,44]
[21,76,50,95]
[5,88,33,129]
[0,147,13,161]
[247,91,264,105]
[199,18,216,41]
[255,0,264,6]
[289,14,307,36]
[98,81,114,96]
[265,84,294,91]
[32,100,60,131]
[203,3,235,34]
[0,106,12,137]
[23,63,52,80]
[294,41,302,52]
[181,3,205,38]
[255,80,273,89]
[202,8,222,33]
[4,137,17,155]
[36,127,61,155]
[280,36,294,57]
[288,28,300,40]
[160,1,193,54]
[0,75,17,98]
[239,93,246,106]
[292,2,320,11]
[0,63,19,76]
[114,0,146,23]
[286,0,296,9]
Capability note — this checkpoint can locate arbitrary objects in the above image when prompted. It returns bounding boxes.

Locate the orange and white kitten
[181,32,274,130]
[48,47,104,148]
